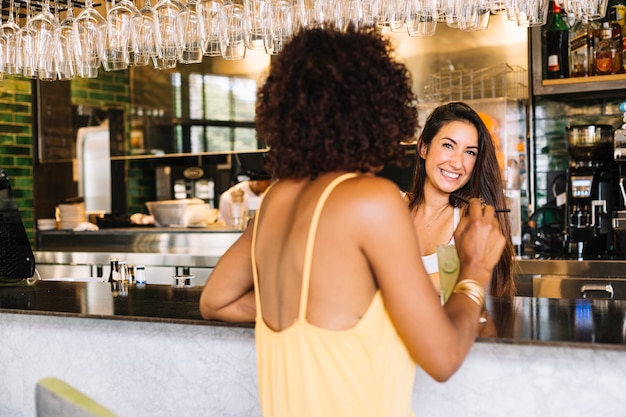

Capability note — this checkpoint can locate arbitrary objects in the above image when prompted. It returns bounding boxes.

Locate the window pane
[189,73,204,119]
[172,72,183,118]
[232,78,257,121]
[206,126,232,152]
[204,75,232,121]
[190,126,205,152]
[174,125,184,153]
[234,127,258,151]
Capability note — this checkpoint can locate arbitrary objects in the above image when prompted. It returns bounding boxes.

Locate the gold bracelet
[452,279,486,311]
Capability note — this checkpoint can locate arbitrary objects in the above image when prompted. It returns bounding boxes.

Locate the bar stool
[35,377,118,417]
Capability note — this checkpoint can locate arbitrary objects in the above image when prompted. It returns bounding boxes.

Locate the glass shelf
[111,148,268,162]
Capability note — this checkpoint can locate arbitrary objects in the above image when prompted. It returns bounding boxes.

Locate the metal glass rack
[1,0,100,15]
[422,63,529,103]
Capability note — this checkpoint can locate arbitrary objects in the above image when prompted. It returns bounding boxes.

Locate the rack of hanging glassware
[0,0,560,82]
[1,0,95,15]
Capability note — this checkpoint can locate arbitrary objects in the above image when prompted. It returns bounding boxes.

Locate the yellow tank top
[251,173,417,417]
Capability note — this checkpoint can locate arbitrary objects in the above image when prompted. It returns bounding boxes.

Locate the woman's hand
[453,198,506,289]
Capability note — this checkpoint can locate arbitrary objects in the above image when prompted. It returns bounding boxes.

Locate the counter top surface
[1,280,625,350]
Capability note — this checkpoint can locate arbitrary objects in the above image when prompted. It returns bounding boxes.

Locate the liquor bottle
[609,7,623,73]
[595,22,618,74]
[616,0,626,72]
[589,19,602,75]
[570,19,591,77]
[546,1,570,79]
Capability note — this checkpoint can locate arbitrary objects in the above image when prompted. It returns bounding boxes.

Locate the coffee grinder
[565,124,617,260]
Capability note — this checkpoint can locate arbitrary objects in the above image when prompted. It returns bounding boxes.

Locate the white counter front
[1,307,625,417]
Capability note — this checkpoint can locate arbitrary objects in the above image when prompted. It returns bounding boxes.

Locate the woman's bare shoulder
[330,175,408,221]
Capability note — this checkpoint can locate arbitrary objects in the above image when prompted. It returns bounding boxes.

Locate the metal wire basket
[422,64,528,103]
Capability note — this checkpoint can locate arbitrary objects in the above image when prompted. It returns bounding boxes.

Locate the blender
[565,124,617,260]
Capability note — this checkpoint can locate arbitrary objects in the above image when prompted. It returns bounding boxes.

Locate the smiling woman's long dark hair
[407,102,515,297]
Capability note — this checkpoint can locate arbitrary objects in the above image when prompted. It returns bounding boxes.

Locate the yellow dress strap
[298,173,358,320]
[251,180,278,317]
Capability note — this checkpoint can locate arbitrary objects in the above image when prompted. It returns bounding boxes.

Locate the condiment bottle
[230,188,248,230]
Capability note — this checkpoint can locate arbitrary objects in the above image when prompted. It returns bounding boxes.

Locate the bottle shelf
[531,26,626,98]
[542,73,626,86]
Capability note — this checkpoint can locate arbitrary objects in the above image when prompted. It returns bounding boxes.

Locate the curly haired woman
[200,26,505,417]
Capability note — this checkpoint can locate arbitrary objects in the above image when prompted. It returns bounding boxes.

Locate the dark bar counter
[1,280,626,416]
[1,280,626,348]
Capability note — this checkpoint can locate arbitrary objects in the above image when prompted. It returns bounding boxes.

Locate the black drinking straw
[449,193,511,213]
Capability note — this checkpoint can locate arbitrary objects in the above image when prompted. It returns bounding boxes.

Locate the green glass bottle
[546,1,570,79]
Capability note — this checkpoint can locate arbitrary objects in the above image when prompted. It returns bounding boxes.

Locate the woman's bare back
[253,172,383,332]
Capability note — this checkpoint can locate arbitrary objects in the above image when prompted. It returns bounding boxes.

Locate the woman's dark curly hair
[408,102,516,297]
[256,25,417,180]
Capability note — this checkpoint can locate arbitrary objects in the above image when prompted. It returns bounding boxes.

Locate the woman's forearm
[200,289,256,323]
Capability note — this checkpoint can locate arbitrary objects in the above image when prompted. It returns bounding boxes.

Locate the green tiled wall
[1,71,140,244]
[0,77,33,238]
[127,159,157,214]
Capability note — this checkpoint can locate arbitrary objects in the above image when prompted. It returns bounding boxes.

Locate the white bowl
[145,198,206,227]
[37,218,57,231]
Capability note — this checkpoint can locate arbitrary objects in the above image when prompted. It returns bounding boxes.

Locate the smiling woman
[406,101,516,298]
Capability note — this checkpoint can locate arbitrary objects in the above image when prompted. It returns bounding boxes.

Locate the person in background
[218,178,272,227]
[406,102,516,298]
[200,25,505,417]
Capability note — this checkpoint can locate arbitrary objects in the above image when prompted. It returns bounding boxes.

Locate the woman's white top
[421,207,460,274]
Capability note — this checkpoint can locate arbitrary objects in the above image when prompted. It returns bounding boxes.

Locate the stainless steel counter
[36,228,242,254]
[34,229,243,285]
[33,250,229,286]
[34,229,626,297]
[514,259,626,300]
[515,259,626,277]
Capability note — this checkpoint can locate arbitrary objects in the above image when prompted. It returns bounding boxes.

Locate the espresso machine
[565,124,617,260]
[613,107,626,258]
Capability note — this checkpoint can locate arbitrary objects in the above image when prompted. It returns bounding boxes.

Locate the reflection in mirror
[130,52,270,157]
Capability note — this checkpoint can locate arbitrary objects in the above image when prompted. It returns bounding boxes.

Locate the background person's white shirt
[218,181,263,227]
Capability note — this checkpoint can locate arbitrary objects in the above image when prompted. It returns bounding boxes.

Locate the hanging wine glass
[0,3,7,79]
[244,0,269,50]
[16,2,38,78]
[29,0,60,81]
[177,0,203,63]
[298,0,331,29]
[104,0,141,71]
[379,0,405,31]
[336,0,362,31]
[1,0,21,75]
[263,0,297,55]
[197,0,222,57]
[73,0,107,78]
[130,0,157,66]
[57,0,78,79]
[153,0,186,69]
[219,2,247,60]
[406,0,438,37]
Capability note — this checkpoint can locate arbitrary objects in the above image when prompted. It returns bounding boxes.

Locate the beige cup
[436,244,460,304]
